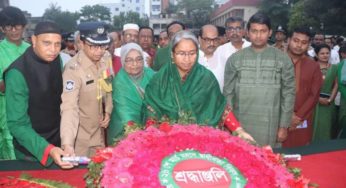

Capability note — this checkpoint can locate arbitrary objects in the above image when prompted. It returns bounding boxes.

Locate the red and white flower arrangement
[85,124,310,188]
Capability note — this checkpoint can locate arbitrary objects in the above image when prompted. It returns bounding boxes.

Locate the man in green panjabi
[5,21,73,169]
[223,12,295,147]
[152,21,185,71]
[0,6,30,160]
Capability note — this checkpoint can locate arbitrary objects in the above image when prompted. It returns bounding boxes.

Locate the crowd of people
[0,6,345,169]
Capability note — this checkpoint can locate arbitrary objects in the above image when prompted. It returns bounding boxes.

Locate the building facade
[101,0,146,19]
[210,0,260,27]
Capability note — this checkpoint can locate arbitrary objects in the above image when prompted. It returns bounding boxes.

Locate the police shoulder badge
[65,80,75,91]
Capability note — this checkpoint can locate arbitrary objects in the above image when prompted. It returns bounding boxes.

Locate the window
[115,8,119,11]
[153,24,160,29]
[122,4,125,7]
[152,5,160,11]
[136,0,139,3]
[136,7,140,11]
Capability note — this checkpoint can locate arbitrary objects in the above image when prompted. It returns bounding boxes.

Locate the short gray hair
[171,30,199,52]
[120,42,144,66]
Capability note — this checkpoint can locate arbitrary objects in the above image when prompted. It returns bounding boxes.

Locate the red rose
[127,121,135,127]
[159,122,172,133]
[91,155,106,163]
[145,119,156,128]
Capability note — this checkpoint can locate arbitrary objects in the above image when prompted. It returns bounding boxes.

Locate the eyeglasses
[125,56,144,65]
[175,51,197,58]
[124,33,138,39]
[201,36,220,44]
[226,26,243,33]
[140,35,153,40]
[3,24,23,31]
[85,42,108,51]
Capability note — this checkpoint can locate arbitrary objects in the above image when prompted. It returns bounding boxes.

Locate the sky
[10,0,149,17]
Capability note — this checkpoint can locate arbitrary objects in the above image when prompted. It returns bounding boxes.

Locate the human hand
[291,114,302,126]
[277,127,288,142]
[319,97,330,105]
[235,128,256,144]
[146,56,153,67]
[49,147,74,169]
[99,113,110,128]
[62,145,75,156]
[289,114,302,131]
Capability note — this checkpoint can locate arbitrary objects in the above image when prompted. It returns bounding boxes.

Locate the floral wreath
[85,123,310,188]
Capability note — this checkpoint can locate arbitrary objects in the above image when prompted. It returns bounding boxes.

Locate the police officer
[61,32,77,57]
[60,22,113,157]
[273,25,287,52]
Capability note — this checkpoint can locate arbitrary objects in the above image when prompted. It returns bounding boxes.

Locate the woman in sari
[312,44,338,142]
[142,30,254,141]
[107,43,155,145]
[337,45,346,138]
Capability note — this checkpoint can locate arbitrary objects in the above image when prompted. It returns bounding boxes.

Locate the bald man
[199,24,220,59]
[198,24,225,91]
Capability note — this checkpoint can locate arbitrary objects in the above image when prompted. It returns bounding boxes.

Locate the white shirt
[202,39,251,92]
[60,52,72,67]
[198,50,223,91]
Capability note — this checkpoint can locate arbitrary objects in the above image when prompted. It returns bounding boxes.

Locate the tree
[303,0,346,35]
[287,0,317,32]
[259,0,291,31]
[288,0,346,35]
[164,3,179,14]
[79,5,111,22]
[43,3,79,32]
[112,12,149,30]
[176,0,215,28]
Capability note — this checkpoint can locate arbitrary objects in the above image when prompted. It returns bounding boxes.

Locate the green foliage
[112,11,149,30]
[165,3,179,14]
[85,162,104,188]
[20,173,73,188]
[42,3,79,32]
[287,1,317,32]
[80,5,111,22]
[260,0,346,35]
[176,0,215,28]
[303,0,346,35]
[259,0,291,31]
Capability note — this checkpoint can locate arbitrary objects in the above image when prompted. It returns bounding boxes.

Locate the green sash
[108,68,154,145]
[142,49,226,126]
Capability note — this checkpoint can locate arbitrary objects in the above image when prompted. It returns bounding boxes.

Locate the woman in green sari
[312,44,338,142]
[337,45,346,138]
[142,30,254,141]
[107,43,155,145]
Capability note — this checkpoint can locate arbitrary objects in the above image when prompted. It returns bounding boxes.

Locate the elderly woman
[142,30,254,141]
[107,43,155,145]
[312,44,338,142]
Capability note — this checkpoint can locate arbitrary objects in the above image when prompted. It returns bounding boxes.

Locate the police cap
[78,22,110,45]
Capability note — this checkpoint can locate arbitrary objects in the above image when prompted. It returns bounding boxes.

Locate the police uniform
[60,22,113,157]
[273,25,288,52]
[61,32,77,57]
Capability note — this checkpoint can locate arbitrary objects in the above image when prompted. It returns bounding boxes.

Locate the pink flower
[94,125,309,187]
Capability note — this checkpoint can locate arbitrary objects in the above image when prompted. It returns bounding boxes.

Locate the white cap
[123,23,139,31]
